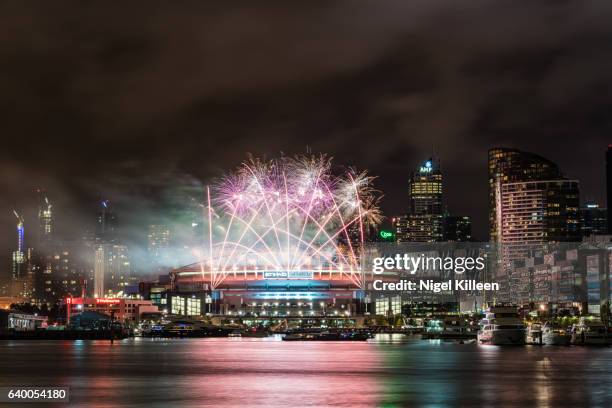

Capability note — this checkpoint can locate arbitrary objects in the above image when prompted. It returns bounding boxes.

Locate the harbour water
[1,335,611,407]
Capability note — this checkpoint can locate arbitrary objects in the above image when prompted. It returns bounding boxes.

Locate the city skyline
[2,1,612,277]
[3,4,612,407]
[1,145,609,280]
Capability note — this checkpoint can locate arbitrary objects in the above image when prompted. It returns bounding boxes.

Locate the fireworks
[201,154,382,289]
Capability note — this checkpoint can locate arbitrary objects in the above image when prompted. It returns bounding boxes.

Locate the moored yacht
[477,306,525,345]
[423,316,475,339]
[541,322,570,346]
[571,317,611,345]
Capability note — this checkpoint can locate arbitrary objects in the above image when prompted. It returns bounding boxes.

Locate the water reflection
[0,336,611,407]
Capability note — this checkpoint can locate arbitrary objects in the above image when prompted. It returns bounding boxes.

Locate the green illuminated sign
[379,230,394,241]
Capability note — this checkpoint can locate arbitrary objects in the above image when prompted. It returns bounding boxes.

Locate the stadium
[169,155,383,318]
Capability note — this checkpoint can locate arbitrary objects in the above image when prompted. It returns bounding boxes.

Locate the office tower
[443,216,472,242]
[581,202,608,237]
[93,243,131,297]
[405,158,443,242]
[36,190,53,243]
[95,200,117,242]
[607,146,612,234]
[488,148,562,242]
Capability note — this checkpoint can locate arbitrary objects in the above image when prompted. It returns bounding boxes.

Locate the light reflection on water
[1,335,611,407]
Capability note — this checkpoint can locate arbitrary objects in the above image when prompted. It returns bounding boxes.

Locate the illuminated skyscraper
[488,148,562,242]
[498,180,580,260]
[405,158,443,242]
[37,190,53,243]
[490,148,580,306]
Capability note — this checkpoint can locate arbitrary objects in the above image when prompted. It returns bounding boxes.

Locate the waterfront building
[488,148,562,242]
[581,248,612,315]
[64,297,159,324]
[139,276,172,311]
[581,202,607,236]
[0,309,47,332]
[498,180,581,261]
[489,148,581,305]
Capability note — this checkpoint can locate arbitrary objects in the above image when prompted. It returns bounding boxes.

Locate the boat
[526,323,543,344]
[541,323,570,346]
[240,328,270,338]
[422,316,475,339]
[477,306,525,345]
[228,329,242,338]
[282,330,370,341]
[571,317,611,345]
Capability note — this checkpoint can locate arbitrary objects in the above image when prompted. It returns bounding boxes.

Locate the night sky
[1,1,612,275]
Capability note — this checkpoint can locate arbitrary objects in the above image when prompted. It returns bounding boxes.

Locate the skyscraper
[95,200,117,242]
[37,190,53,243]
[488,148,562,242]
[498,180,580,259]
[490,149,581,306]
[405,158,443,242]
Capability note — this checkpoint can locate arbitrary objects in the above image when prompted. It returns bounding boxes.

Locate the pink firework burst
[203,154,382,289]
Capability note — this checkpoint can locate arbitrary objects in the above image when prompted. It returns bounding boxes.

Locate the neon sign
[96,298,121,304]
[379,230,394,241]
[419,160,433,173]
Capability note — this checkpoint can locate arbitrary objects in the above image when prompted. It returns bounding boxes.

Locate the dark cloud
[2,1,612,276]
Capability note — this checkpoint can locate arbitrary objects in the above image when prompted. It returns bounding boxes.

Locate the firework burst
[203,154,382,289]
